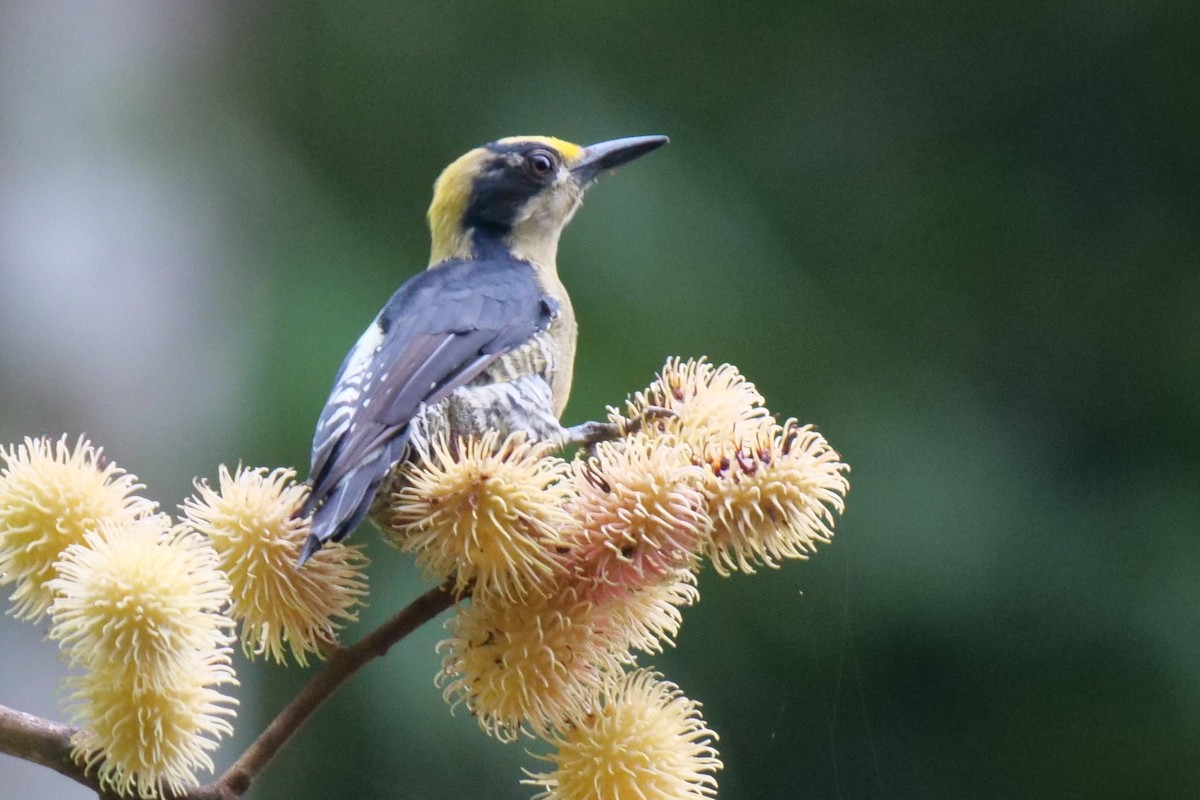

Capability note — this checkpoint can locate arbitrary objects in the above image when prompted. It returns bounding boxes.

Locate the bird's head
[427,135,668,268]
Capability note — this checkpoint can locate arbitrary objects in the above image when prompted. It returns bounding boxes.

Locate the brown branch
[0,704,90,786]
[213,581,456,797]
[0,582,457,800]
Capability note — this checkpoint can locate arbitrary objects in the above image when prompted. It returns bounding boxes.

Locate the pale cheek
[519,189,581,230]
[555,185,584,219]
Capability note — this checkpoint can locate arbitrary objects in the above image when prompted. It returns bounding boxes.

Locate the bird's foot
[623,405,676,435]
[557,406,677,452]
[559,420,623,450]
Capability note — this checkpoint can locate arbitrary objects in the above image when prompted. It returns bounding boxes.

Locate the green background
[1,2,1197,798]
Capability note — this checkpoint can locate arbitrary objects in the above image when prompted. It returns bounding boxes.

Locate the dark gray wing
[297,258,554,563]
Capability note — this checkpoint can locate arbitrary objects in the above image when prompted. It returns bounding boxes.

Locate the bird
[296,134,669,565]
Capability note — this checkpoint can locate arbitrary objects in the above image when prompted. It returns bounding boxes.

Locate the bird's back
[299,257,559,561]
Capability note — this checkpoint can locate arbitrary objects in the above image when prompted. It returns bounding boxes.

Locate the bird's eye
[526,150,556,177]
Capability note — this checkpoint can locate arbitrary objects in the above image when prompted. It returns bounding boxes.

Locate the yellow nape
[427,147,491,265]
[426,136,585,265]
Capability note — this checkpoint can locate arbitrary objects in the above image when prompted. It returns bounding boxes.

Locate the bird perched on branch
[297,134,669,564]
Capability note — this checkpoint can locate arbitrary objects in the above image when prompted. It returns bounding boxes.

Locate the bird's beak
[571,135,669,184]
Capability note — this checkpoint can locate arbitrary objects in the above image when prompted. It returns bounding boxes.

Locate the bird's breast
[537,272,577,417]
[480,322,572,405]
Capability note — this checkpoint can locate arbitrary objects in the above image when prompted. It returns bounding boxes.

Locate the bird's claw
[558,406,679,454]
[621,405,677,435]
[559,420,623,450]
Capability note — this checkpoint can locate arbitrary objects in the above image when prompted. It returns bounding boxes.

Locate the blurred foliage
[3,0,1200,798]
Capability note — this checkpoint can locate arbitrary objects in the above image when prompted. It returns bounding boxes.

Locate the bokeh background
[2,2,1198,798]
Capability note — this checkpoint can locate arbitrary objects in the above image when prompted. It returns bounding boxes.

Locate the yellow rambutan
[437,586,630,741]
[182,465,368,665]
[67,650,236,799]
[391,432,574,603]
[596,572,700,657]
[704,419,850,575]
[617,357,773,454]
[524,669,722,800]
[0,435,156,620]
[49,521,237,799]
[49,521,232,688]
[567,434,710,599]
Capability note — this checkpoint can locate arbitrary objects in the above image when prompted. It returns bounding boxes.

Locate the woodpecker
[297,134,668,564]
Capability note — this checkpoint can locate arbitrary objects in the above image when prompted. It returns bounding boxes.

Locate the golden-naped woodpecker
[297,134,668,564]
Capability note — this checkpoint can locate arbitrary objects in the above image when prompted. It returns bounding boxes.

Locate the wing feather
[298,258,554,560]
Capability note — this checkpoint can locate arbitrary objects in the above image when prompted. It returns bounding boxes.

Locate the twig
[0,704,89,786]
[214,581,455,797]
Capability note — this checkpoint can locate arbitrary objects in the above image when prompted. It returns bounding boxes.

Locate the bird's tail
[296,434,409,566]
[296,475,378,566]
